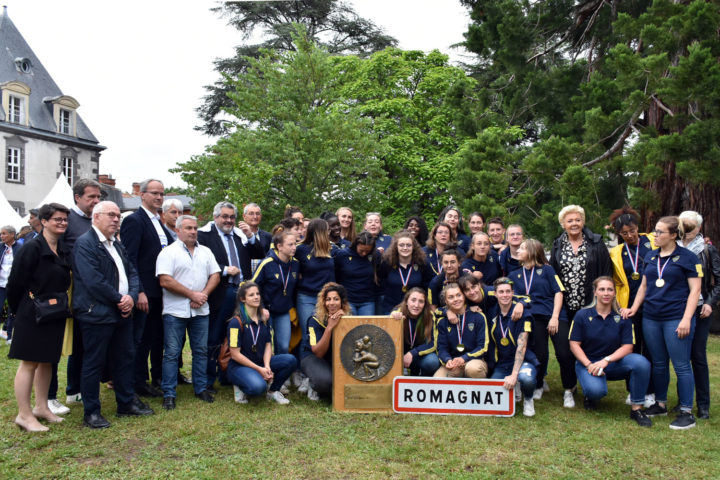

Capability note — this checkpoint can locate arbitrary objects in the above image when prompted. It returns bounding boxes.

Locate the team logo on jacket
[614,315,621,323]
[307,254,311,260]
[349,256,353,261]
[274,273,279,279]
[537,269,542,275]
[588,316,593,322]
[447,326,452,332]
[292,272,297,278]
[644,242,651,248]
[672,256,680,262]
[413,265,418,271]
[468,323,475,331]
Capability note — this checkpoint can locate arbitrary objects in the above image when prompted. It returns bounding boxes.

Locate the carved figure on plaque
[352,336,380,379]
[340,324,395,382]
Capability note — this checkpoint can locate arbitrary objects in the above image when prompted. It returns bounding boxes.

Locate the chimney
[98,174,116,187]
[132,182,140,196]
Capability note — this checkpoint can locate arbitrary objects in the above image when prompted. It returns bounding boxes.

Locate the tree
[174,29,386,222]
[198,0,397,136]
[454,0,720,242]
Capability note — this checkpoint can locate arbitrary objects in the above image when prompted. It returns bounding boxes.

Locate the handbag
[30,291,70,324]
[219,315,244,371]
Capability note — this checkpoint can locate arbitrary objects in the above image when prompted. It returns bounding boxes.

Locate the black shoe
[669,412,696,430]
[151,378,161,389]
[697,407,710,419]
[583,397,597,411]
[671,404,681,414]
[642,402,668,417]
[132,395,151,410]
[630,409,653,427]
[83,412,111,429]
[162,397,176,410]
[117,402,155,417]
[178,373,192,385]
[195,390,215,403]
[205,386,217,394]
[136,382,163,398]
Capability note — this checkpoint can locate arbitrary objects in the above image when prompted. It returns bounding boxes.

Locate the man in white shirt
[156,215,220,409]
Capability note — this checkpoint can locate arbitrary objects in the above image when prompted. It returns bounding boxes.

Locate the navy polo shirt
[436,309,489,363]
[302,316,332,363]
[295,243,335,297]
[569,307,633,362]
[375,233,392,252]
[499,248,521,276]
[642,246,702,320]
[461,255,502,285]
[378,261,433,314]
[456,233,472,252]
[423,246,467,277]
[333,248,379,303]
[227,316,272,367]
[509,265,567,320]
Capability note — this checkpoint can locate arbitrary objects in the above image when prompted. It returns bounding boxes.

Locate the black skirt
[8,297,66,363]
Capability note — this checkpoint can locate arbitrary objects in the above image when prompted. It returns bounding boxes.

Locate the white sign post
[393,377,515,416]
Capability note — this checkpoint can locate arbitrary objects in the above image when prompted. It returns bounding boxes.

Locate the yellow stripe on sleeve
[696,264,704,277]
[309,327,318,346]
[524,320,532,333]
[555,275,566,292]
[229,327,239,348]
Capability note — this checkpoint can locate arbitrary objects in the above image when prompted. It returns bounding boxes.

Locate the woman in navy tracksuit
[333,231,380,315]
[378,231,433,315]
[390,287,439,376]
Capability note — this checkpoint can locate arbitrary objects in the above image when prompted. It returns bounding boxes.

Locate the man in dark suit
[119,179,173,397]
[198,201,264,391]
[242,202,273,255]
[73,201,153,428]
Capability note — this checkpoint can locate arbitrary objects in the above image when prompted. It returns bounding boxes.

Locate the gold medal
[500,338,510,346]
[456,343,465,353]
[402,286,407,293]
[655,279,665,288]
[631,272,640,280]
[251,345,257,353]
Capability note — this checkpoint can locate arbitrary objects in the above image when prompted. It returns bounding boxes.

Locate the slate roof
[0,7,103,150]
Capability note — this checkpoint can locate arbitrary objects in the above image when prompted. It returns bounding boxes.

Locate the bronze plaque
[344,385,392,409]
[339,324,395,382]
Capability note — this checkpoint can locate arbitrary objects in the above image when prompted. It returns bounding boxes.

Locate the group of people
[2,180,717,431]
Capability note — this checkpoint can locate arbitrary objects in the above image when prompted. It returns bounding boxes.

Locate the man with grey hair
[243,203,272,255]
[73,201,153,428]
[161,198,183,242]
[198,200,264,391]
[0,225,20,343]
[120,179,173,398]
[156,215,220,409]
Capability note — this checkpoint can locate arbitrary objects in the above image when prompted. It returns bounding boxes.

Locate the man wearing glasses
[120,179,173,398]
[198,201,264,392]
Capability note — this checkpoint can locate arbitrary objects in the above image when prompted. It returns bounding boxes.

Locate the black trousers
[532,314,576,390]
[300,355,332,397]
[133,296,164,388]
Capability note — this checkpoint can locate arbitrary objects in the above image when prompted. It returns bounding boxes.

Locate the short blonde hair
[679,210,702,228]
[558,205,586,225]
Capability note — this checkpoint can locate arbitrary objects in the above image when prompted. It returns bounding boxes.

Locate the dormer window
[44,95,79,136]
[1,81,30,127]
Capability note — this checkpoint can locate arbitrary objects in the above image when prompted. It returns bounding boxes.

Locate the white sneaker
[307,386,320,401]
[644,393,656,409]
[280,379,291,395]
[291,371,303,388]
[514,388,521,403]
[233,385,248,404]
[543,380,550,392]
[267,390,290,405]
[523,397,536,417]
[0,330,7,340]
[48,399,70,415]
[533,388,543,400]
[66,393,82,405]
[298,377,310,394]
[625,393,632,406]
[5,338,10,345]
[563,390,575,408]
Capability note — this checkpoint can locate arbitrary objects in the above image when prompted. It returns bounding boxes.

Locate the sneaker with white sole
[298,377,310,394]
[280,381,290,395]
[563,390,575,408]
[543,380,550,392]
[307,386,320,401]
[533,388,543,400]
[523,397,535,417]
[669,412,696,430]
[625,393,632,406]
[0,330,7,340]
[267,390,290,405]
[644,394,656,409]
[66,393,83,405]
[48,399,70,415]
[291,371,303,388]
[233,385,248,404]
[643,402,668,417]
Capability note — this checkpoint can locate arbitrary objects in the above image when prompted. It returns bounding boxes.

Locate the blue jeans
[295,292,317,350]
[270,312,292,354]
[207,284,238,388]
[161,314,209,396]
[575,354,650,404]
[643,316,695,410]
[226,354,297,395]
[408,352,440,376]
[349,301,375,316]
[491,362,537,399]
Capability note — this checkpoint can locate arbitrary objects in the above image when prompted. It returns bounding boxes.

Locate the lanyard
[522,267,535,295]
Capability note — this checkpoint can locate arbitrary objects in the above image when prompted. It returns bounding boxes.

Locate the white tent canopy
[0,187,25,231]
[34,174,75,210]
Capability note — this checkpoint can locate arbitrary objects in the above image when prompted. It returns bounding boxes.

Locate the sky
[5,1,471,193]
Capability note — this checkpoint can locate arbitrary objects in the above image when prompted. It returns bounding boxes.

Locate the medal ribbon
[407,318,418,348]
[625,243,640,276]
[498,313,510,342]
[277,262,290,293]
[249,322,260,351]
[455,312,465,346]
[657,255,671,282]
[398,265,412,290]
[435,249,443,274]
[522,267,535,295]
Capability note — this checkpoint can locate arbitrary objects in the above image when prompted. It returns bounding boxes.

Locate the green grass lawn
[1,336,719,479]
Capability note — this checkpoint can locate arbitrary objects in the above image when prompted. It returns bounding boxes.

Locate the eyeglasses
[220,214,236,220]
[618,229,638,237]
[99,212,121,219]
[49,217,68,223]
[652,229,669,236]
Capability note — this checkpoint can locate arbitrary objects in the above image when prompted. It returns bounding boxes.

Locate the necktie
[225,233,240,284]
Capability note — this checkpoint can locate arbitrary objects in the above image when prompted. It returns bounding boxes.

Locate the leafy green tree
[198,0,396,135]
[174,29,386,223]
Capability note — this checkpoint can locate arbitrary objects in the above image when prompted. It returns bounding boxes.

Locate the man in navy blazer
[73,201,153,428]
[198,201,264,390]
[119,179,173,397]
